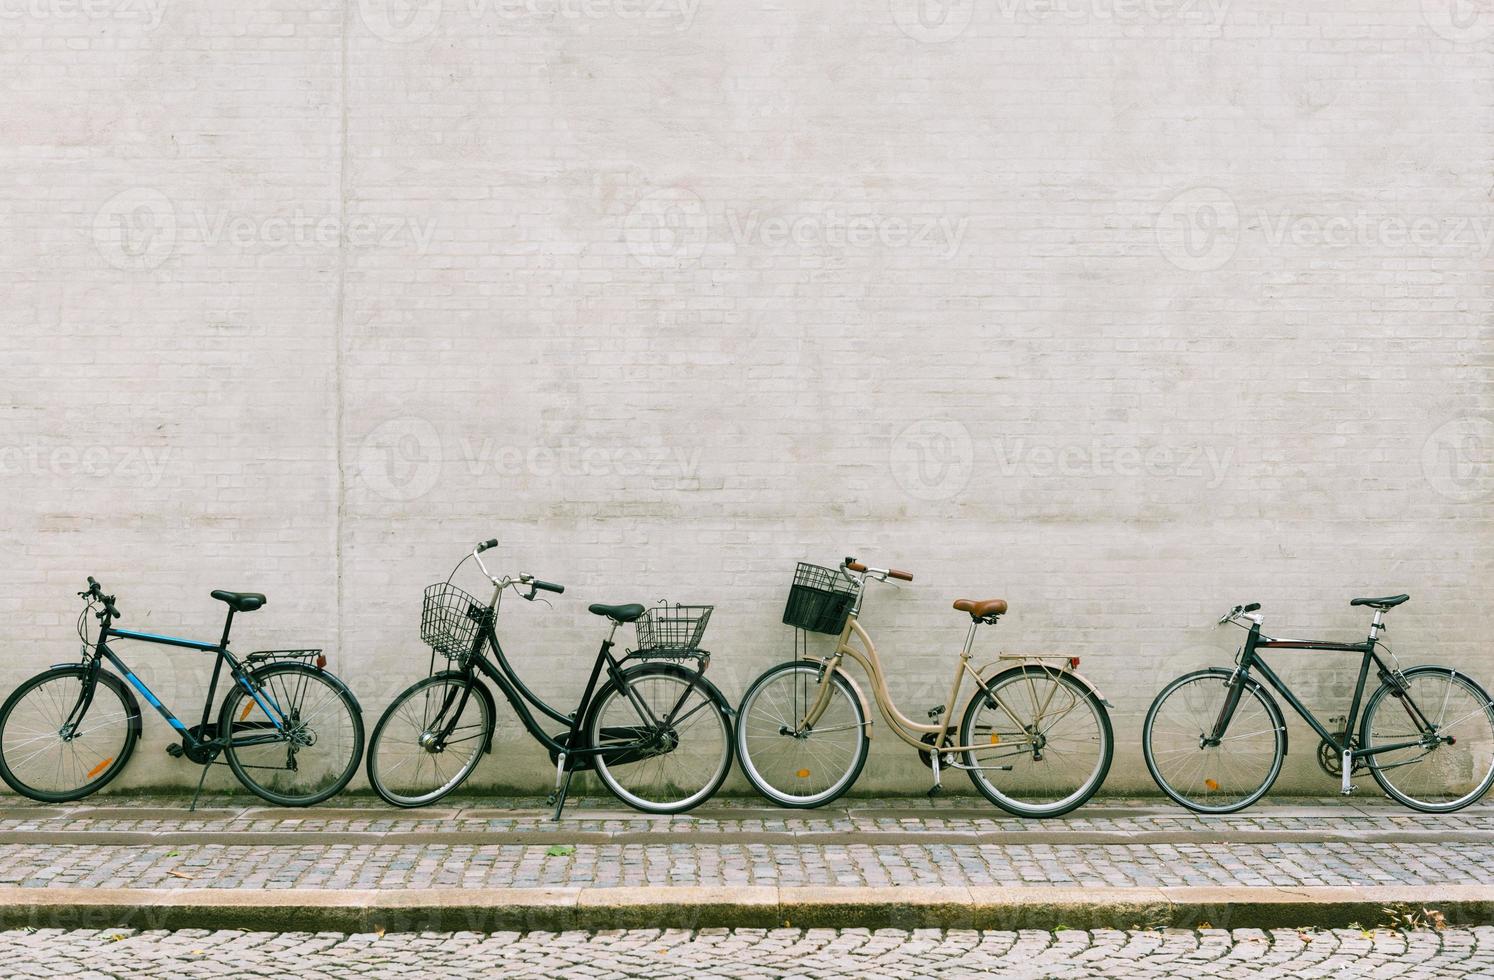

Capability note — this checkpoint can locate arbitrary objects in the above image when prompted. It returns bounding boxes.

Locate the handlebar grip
[1243,602,1261,613]
[845,561,867,573]
[87,576,100,594]
[105,600,121,620]
[476,539,499,553]
[888,568,914,582]
[532,580,565,595]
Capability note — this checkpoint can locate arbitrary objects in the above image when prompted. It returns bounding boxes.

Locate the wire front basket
[421,582,487,660]
[635,603,713,653]
[783,562,856,634]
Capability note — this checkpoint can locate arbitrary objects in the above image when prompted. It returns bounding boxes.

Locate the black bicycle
[1143,595,1494,813]
[365,539,734,817]
[0,578,365,807]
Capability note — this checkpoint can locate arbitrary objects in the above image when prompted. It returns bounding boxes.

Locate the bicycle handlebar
[476,538,499,553]
[844,558,914,583]
[1218,602,1261,625]
[81,577,121,620]
[526,577,565,595]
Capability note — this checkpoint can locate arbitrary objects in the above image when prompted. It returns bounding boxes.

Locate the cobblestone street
[2,926,1490,978]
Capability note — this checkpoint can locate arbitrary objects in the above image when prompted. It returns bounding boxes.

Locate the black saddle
[1350,594,1409,609]
[588,603,645,623]
[211,590,267,613]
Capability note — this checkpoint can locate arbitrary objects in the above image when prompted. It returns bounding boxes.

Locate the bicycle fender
[977,661,1114,709]
[806,658,874,741]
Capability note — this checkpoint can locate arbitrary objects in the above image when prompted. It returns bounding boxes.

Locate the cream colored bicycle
[734,557,1114,817]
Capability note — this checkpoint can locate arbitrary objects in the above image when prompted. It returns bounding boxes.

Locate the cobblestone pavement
[2,926,1491,978]
[0,839,1489,890]
[0,795,1487,893]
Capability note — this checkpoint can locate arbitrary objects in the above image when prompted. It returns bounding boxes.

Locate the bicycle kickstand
[926,751,944,802]
[187,759,213,813]
[546,752,573,821]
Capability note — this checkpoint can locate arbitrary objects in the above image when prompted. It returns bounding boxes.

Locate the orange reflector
[796,769,811,779]
[316,654,327,669]
[989,734,1001,745]
[1204,778,1219,791]
[86,757,114,779]
[1068,657,1081,669]
[240,701,254,722]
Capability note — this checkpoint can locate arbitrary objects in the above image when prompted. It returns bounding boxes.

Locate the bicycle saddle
[211,590,267,613]
[953,598,1008,619]
[1350,594,1409,609]
[588,602,645,623]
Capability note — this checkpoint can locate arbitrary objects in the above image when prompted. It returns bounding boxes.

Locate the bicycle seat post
[218,608,236,649]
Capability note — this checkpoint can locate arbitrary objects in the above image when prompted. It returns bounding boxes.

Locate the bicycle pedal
[165,744,184,758]
[926,783,943,799]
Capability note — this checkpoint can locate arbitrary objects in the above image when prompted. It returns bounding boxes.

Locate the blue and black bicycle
[0,577,364,807]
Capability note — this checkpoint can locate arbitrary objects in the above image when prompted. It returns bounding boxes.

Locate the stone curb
[0,885,1490,933]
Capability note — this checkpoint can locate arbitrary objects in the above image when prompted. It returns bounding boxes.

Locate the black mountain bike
[365,539,734,817]
[1143,595,1494,813]
[0,578,364,807]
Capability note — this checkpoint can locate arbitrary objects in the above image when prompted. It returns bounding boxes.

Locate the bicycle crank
[917,732,954,769]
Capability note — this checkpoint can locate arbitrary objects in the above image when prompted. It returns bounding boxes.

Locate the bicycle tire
[219,662,364,807]
[587,663,733,815]
[367,671,494,808]
[735,660,869,808]
[1142,667,1286,814]
[0,665,140,803]
[1360,665,1494,813]
[959,665,1113,818]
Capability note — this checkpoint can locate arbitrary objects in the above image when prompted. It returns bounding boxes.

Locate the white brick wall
[0,0,1489,796]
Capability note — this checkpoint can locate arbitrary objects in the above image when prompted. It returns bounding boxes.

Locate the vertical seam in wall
[333,1,351,660]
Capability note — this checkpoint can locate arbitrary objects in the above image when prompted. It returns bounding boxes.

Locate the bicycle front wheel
[1142,668,1286,813]
[587,664,733,815]
[219,663,364,807]
[367,672,493,808]
[959,665,1113,818]
[1361,665,1494,813]
[0,666,138,803]
[735,661,869,808]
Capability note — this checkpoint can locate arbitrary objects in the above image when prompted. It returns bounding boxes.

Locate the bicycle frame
[797,586,1096,760]
[1212,614,1446,791]
[81,614,290,754]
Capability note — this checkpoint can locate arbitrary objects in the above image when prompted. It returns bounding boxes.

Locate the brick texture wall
[1,0,1490,795]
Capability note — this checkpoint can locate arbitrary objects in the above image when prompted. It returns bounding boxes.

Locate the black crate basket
[635,603,713,653]
[783,562,856,635]
[421,582,487,660]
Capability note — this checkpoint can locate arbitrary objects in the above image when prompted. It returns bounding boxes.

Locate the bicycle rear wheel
[367,672,493,808]
[219,663,364,807]
[1142,668,1286,813]
[1361,665,1494,813]
[735,661,869,808]
[587,664,732,814]
[0,666,138,803]
[959,665,1113,818]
